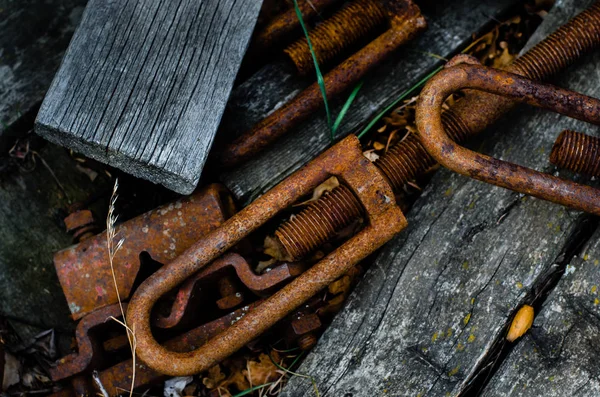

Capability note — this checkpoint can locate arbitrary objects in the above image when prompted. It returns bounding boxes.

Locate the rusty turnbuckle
[284,0,388,75]
[128,136,406,376]
[416,62,600,215]
[220,0,426,167]
[270,2,600,261]
[550,130,600,177]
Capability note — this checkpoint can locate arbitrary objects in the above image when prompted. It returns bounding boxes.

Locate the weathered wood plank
[481,225,600,396]
[282,0,600,395]
[0,0,86,141]
[35,0,262,194]
[218,0,518,204]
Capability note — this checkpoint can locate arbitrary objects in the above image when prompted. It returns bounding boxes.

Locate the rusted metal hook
[127,135,406,376]
[416,62,600,215]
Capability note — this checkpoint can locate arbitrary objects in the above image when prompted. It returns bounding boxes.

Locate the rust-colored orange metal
[250,0,342,57]
[269,2,600,262]
[48,305,260,397]
[550,130,600,177]
[220,0,426,167]
[50,304,124,381]
[127,135,407,376]
[154,252,305,329]
[416,63,600,215]
[53,184,235,320]
[284,0,388,75]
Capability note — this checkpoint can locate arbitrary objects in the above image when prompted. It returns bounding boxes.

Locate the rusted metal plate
[54,184,235,320]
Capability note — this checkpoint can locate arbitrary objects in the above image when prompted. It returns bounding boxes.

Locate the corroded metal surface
[275,184,364,261]
[550,130,600,177]
[128,135,407,376]
[54,184,235,320]
[50,304,125,381]
[268,1,600,262]
[284,0,387,75]
[155,252,305,329]
[250,0,342,57]
[220,0,426,167]
[416,63,600,215]
[49,306,258,396]
[63,210,97,242]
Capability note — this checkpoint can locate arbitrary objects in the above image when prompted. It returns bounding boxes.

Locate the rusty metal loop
[127,135,406,376]
[416,63,600,215]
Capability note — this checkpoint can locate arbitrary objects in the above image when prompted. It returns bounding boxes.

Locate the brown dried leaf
[202,365,226,389]
[243,353,281,386]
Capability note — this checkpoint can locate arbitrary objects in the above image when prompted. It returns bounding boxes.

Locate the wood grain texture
[0,0,86,140]
[218,0,518,204]
[482,225,600,396]
[35,0,262,194]
[282,0,600,395]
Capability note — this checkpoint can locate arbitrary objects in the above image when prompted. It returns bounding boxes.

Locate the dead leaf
[243,352,281,387]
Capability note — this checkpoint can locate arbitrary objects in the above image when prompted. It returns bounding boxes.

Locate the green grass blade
[332,81,364,138]
[356,65,443,140]
[293,0,332,134]
[231,382,275,397]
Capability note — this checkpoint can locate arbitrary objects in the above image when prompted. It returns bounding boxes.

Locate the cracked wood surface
[35,0,262,194]
[217,0,517,204]
[283,0,600,395]
[482,224,600,396]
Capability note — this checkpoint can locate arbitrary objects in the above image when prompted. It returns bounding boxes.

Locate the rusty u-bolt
[550,130,600,176]
[415,62,600,215]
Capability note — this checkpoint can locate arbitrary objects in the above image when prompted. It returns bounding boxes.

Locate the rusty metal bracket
[54,184,235,320]
[155,252,306,329]
[128,135,407,376]
[50,304,125,381]
[416,62,600,215]
[220,0,426,167]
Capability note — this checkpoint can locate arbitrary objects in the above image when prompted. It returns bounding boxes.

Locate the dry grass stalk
[106,178,137,397]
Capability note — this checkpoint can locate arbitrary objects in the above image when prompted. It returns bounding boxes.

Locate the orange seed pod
[506,304,534,342]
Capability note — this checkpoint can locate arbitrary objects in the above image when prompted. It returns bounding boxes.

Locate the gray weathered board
[35,0,262,194]
[482,226,600,396]
[218,0,517,204]
[283,0,600,395]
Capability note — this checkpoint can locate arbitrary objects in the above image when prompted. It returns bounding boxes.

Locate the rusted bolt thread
[510,2,600,80]
[251,0,343,56]
[275,184,363,261]
[550,130,600,176]
[271,2,600,261]
[284,0,387,75]
[374,133,434,191]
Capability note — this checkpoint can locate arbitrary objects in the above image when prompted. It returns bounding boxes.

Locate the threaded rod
[550,130,600,176]
[275,184,363,261]
[284,0,387,75]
